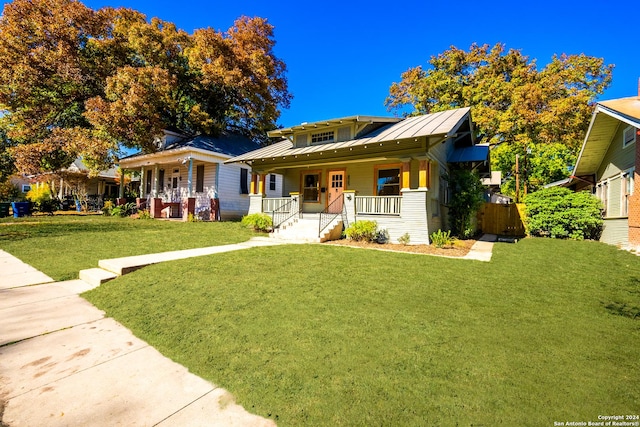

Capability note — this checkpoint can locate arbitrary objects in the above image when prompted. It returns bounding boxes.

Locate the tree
[446,169,485,238]
[386,43,613,194]
[0,0,291,175]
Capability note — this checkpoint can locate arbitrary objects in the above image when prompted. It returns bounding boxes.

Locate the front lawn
[83,238,640,426]
[0,215,255,280]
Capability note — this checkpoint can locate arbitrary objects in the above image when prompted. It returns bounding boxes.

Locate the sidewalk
[0,247,276,427]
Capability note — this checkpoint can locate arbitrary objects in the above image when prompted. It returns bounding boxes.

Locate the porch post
[343,190,357,225]
[58,178,63,199]
[139,167,144,197]
[258,173,266,196]
[187,157,193,197]
[401,158,411,190]
[248,171,265,215]
[418,157,430,189]
[153,164,159,197]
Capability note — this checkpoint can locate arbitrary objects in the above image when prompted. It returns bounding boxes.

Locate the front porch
[252,190,433,245]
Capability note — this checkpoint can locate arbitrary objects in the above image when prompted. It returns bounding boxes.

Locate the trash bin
[0,202,10,217]
[11,201,31,217]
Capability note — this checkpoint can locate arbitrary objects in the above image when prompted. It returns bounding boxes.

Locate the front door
[327,170,345,213]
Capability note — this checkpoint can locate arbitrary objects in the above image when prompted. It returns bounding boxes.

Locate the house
[225,107,489,244]
[566,94,640,250]
[118,130,282,220]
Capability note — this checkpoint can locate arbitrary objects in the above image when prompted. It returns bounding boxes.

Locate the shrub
[138,209,151,220]
[397,233,411,245]
[0,180,20,201]
[345,220,377,242]
[524,187,603,240]
[446,169,484,238]
[241,213,273,232]
[111,202,137,217]
[102,200,114,216]
[26,184,57,214]
[430,229,453,248]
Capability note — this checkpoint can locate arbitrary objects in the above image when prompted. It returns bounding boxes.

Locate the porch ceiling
[226,107,471,166]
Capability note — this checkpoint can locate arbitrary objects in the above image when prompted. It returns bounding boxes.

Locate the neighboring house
[118,130,281,220]
[567,95,640,250]
[226,107,489,244]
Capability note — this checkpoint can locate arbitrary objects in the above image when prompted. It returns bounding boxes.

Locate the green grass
[0,215,255,280]
[82,238,640,426]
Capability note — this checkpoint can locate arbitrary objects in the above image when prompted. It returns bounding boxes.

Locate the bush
[524,187,603,240]
[0,180,20,202]
[102,200,114,216]
[430,229,453,248]
[241,213,273,232]
[110,202,137,217]
[446,169,484,238]
[345,220,377,242]
[26,184,57,214]
[397,233,411,245]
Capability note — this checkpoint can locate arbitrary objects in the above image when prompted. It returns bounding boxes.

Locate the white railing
[355,196,402,215]
[263,197,291,213]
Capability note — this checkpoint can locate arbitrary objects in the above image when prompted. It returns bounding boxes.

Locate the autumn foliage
[386,43,613,192]
[0,0,291,174]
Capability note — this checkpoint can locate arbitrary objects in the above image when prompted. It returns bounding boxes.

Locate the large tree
[0,0,291,175]
[386,43,613,194]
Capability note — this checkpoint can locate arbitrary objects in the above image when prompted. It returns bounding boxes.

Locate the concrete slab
[3,346,219,427]
[79,268,118,287]
[0,283,73,310]
[0,293,104,346]
[0,270,54,289]
[463,240,494,262]
[158,388,276,427]
[0,317,147,400]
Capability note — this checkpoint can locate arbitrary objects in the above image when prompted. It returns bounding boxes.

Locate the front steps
[271,214,343,243]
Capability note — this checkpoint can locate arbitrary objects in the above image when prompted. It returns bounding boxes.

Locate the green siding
[600,218,628,247]
[598,124,635,180]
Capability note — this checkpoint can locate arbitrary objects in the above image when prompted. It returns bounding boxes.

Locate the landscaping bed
[324,237,476,256]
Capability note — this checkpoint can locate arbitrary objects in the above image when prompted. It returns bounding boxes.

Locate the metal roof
[573,98,640,176]
[267,115,401,137]
[227,107,471,164]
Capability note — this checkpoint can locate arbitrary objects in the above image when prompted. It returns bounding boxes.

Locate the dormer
[153,129,190,150]
[268,116,402,148]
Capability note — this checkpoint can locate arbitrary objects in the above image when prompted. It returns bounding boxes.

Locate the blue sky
[8,0,640,128]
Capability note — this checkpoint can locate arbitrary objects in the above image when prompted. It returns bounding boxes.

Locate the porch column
[248,171,265,215]
[258,174,266,196]
[401,158,411,190]
[418,158,430,189]
[187,157,193,197]
[139,167,144,197]
[117,168,125,205]
[58,178,63,199]
[153,164,159,197]
[343,190,357,225]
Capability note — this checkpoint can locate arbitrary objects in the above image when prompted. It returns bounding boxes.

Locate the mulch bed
[324,238,476,257]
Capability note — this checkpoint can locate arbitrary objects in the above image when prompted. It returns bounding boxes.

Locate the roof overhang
[267,115,402,138]
[118,146,233,169]
[572,99,640,178]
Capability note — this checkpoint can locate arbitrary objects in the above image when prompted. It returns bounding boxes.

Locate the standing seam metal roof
[227,107,471,163]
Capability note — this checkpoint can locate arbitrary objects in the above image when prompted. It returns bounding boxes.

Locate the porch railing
[262,197,291,213]
[319,194,347,237]
[270,197,301,230]
[355,196,402,215]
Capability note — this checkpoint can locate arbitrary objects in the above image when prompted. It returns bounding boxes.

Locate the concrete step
[79,268,118,287]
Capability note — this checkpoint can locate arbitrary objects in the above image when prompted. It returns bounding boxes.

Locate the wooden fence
[478,203,526,236]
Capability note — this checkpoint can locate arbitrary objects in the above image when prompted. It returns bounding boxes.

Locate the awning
[448,145,489,163]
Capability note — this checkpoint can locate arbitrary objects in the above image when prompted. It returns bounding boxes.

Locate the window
[302,172,320,202]
[145,170,152,194]
[597,181,609,216]
[240,169,249,194]
[623,126,636,148]
[376,167,400,196]
[196,165,205,193]
[311,131,334,144]
[622,169,635,216]
[21,184,31,193]
[269,174,276,191]
[158,169,165,192]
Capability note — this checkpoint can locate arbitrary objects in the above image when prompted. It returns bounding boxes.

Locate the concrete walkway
[0,246,277,427]
[1,235,497,426]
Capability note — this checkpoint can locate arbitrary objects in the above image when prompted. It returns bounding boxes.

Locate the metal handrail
[271,196,301,230]
[318,194,345,237]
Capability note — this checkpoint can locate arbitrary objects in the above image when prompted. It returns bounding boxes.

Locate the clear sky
[7,0,640,129]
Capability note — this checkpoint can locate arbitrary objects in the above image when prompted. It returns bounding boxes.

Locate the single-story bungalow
[118,130,282,220]
[226,107,490,244]
[566,94,640,250]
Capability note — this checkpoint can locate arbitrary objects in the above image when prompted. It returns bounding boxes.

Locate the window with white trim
[623,126,636,148]
[21,184,31,193]
[621,169,635,217]
[597,181,609,217]
[311,131,334,144]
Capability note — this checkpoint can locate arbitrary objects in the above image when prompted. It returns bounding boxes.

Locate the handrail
[318,194,345,237]
[271,196,301,230]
